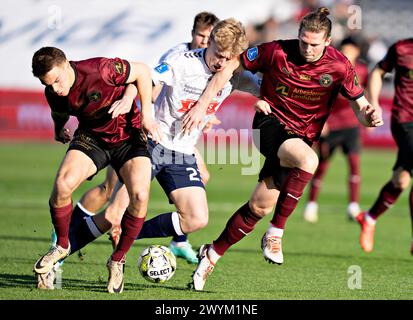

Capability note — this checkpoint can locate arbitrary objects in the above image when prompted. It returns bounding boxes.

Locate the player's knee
[393,172,411,190]
[54,174,77,198]
[130,189,150,207]
[180,208,209,233]
[185,217,208,233]
[248,201,271,218]
[300,152,319,173]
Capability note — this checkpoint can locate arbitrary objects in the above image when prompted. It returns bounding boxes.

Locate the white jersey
[158,42,190,64]
[151,48,234,154]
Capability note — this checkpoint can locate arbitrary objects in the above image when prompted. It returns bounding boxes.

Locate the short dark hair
[192,12,219,32]
[32,46,67,78]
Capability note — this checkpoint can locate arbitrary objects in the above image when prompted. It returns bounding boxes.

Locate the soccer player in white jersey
[41,18,261,293]
[49,12,220,265]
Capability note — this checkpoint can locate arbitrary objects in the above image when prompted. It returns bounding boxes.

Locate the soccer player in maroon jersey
[188,7,383,291]
[65,12,220,264]
[356,38,413,254]
[303,37,369,223]
[31,47,162,293]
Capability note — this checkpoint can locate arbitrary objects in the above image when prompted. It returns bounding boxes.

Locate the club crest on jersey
[155,63,169,74]
[354,74,360,86]
[319,74,333,87]
[88,91,101,102]
[247,47,258,61]
[114,61,124,75]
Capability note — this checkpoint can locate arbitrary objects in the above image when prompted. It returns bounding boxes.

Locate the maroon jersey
[378,38,413,123]
[327,62,368,130]
[241,40,364,141]
[45,57,141,148]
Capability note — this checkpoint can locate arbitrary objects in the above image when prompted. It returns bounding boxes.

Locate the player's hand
[365,104,383,127]
[182,102,208,136]
[142,117,163,143]
[108,96,134,118]
[203,115,221,133]
[55,127,71,144]
[254,100,272,115]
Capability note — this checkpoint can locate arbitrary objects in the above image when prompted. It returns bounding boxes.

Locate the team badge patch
[114,61,124,75]
[88,91,101,102]
[319,74,333,87]
[246,47,258,61]
[155,63,169,74]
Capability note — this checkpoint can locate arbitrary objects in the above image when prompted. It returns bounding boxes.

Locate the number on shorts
[186,167,200,181]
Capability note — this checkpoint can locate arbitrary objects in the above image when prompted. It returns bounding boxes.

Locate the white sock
[171,211,184,236]
[365,211,377,225]
[77,202,95,216]
[267,224,284,238]
[208,245,221,264]
[170,240,187,248]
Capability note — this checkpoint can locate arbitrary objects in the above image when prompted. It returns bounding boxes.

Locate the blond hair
[210,18,248,57]
[299,7,332,38]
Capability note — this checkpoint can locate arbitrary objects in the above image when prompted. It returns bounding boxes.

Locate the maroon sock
[50,201,72,249]
[213,202,261,256]
[369,181,403,219]
[348,153,360,203]
[111,211,145,262]
[309,161,328,202]
[271,167,313,229]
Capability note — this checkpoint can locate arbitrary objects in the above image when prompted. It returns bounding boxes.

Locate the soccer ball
[138,245,176,283]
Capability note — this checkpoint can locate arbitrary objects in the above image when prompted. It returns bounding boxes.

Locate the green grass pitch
[0,142,412,300]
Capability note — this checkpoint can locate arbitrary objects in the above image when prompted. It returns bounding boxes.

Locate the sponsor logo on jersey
[184,51,202,58]
[155,63,169,74]
[114,61,124,75]
[299,74,311,81]
[88,91,101,103]
[178,99,219,115]
[319,74,333,87]
[275,82,290,96]
[246,47,258,61]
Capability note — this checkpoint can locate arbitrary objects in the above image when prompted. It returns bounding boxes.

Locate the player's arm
[51,111,71,143]
[127,62,162,142]
[108,83,138,118]
[350,95,383,127]
[182,57,242,135]
[368,65,387,109]
[151,83,163,103]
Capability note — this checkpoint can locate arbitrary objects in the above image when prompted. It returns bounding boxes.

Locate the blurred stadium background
[0,0,412,300]
[1,0,412,146]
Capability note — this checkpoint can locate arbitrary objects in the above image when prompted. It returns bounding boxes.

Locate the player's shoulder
[257,39,291,52]
[165,48,204,66]
[392,38,413,53]
[394,38,413,47]
[159,43,190,62]
[325,46,351,68]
